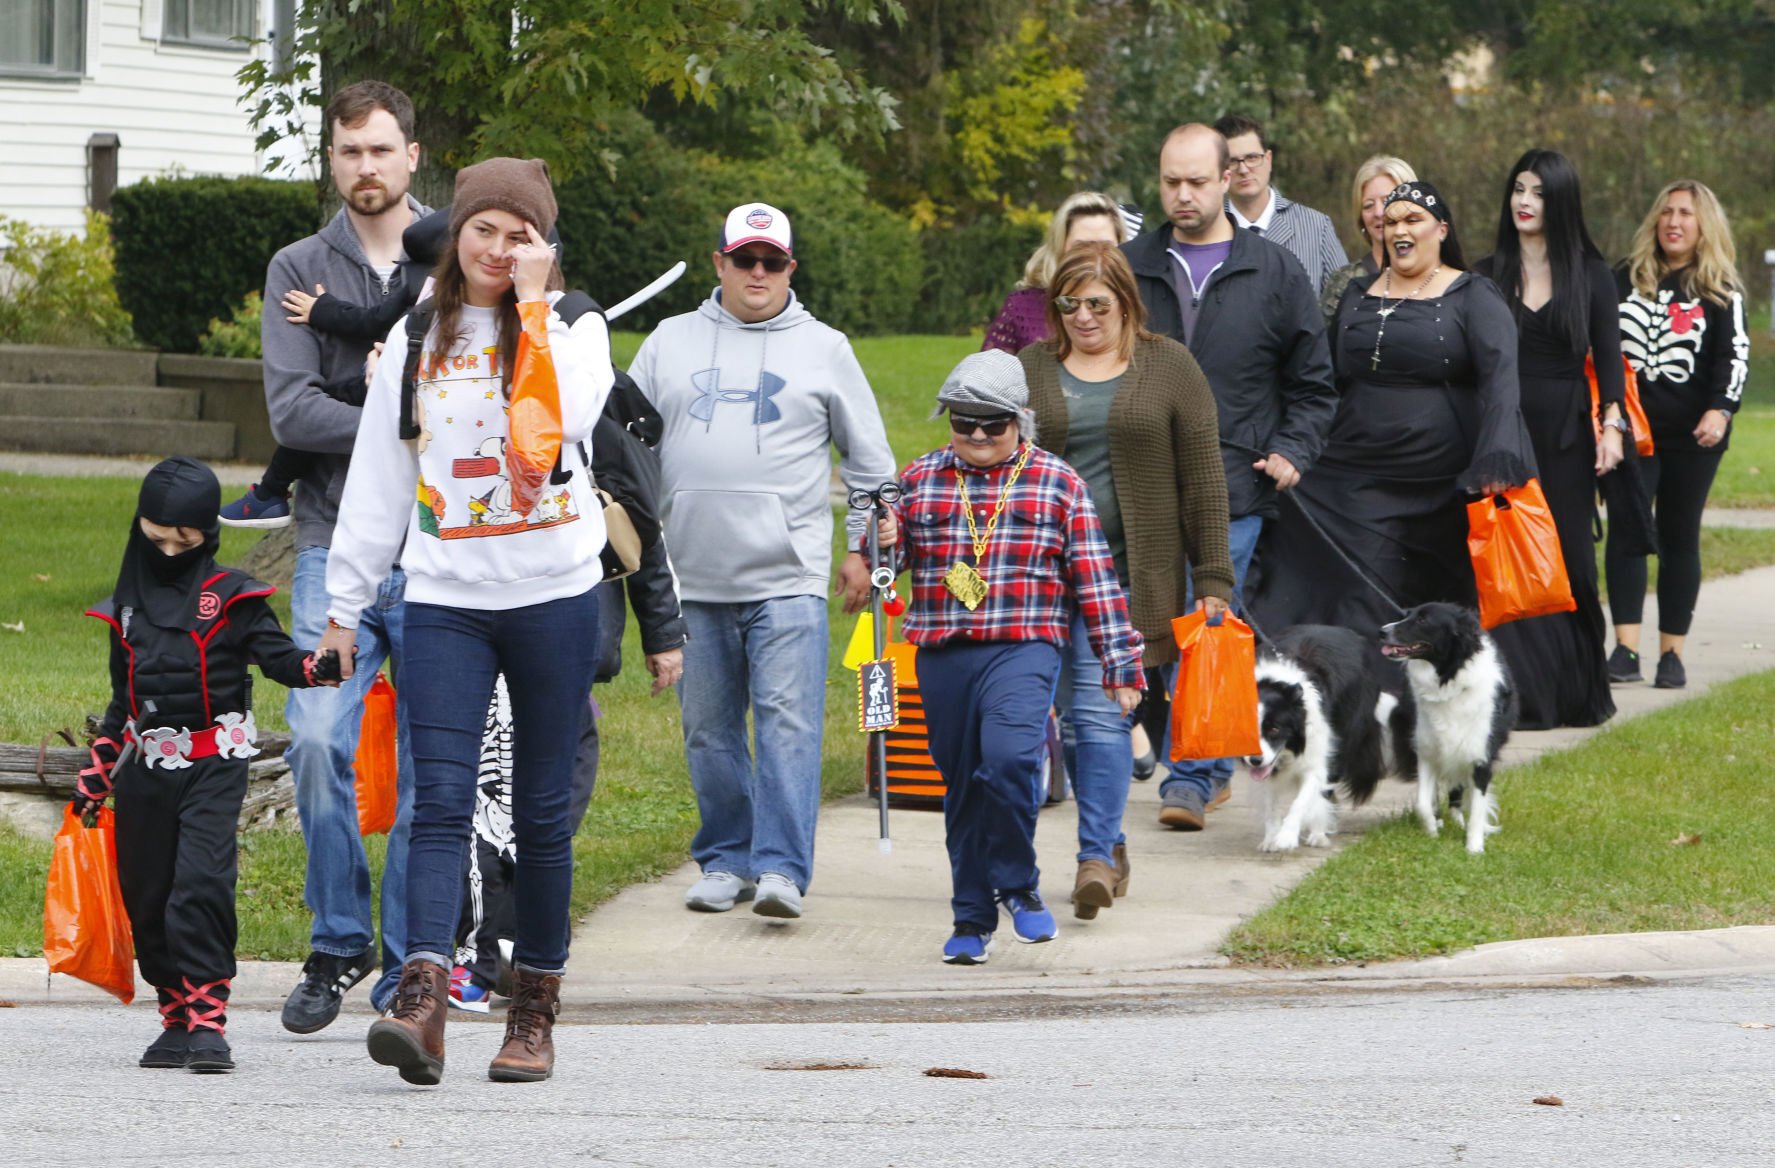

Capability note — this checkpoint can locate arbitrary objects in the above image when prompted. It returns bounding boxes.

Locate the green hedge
[111,175,317,352]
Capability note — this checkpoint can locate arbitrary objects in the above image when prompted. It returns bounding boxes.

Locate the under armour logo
[689,368,785,425]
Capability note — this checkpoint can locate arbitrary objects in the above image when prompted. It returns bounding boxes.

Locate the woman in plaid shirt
[890,349,1144,965]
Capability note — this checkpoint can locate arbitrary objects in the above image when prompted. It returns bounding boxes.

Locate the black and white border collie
[1244,625,1390,852]
[1380,603,1518,854]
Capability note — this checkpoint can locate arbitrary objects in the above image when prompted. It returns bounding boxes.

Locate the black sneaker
[1653,650,1686,690]
[1606,644,1642,684]
[281,948,375,1034]
[139,1027,190,1069]
[186,1028,235,1074]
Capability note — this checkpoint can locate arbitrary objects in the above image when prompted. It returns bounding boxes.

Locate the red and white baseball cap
[720,202,792,255]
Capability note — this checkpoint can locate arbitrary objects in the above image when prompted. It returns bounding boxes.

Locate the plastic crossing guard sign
[858,658,899,732]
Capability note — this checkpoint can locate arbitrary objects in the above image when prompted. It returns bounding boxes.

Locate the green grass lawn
[1224,668,1775,968]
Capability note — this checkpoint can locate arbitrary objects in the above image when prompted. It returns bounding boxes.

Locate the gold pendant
[942,561,988,611]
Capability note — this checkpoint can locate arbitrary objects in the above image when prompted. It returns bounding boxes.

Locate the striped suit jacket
[1230,188,1348,296]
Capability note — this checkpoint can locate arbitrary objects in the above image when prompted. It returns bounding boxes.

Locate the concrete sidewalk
[6,560,1774,1020]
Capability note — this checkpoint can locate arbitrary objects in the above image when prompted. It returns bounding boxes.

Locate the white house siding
[0,0,315,234]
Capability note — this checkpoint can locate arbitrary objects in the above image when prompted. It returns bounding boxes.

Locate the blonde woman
[1319,155,1418,321]
[983,192,1130,353]
[1605,180,1750,689]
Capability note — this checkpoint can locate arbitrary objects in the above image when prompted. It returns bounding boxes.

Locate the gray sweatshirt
[260,196,431,550]
[629,289,897,603]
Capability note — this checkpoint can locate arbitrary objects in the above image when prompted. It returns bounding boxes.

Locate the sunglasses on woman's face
[726,250,792,274]
[1055,294,1115,316]
[950,414,1016,438]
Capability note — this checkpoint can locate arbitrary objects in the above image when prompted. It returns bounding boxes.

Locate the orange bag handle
[506,299,564,516]
[1587,353,1654,458]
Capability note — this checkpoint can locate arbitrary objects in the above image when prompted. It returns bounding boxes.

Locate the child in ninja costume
[71,457,340,1071]
[888,350,1145,964]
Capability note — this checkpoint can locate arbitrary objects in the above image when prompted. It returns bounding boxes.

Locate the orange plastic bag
[1587,352,1654,457]
[1466,479,1577,629]
[354,673,398,837]
[43,805,135,1004]
[1168,611,1260,761]
[505,299,564,517]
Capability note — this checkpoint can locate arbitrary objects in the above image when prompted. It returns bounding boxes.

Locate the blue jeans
[678,596,829,892]
[287,547,414,999]
[400,591,600,972]
[1054,611,1135,864]
[919,641,1061,932]
[1164,513,1264,800]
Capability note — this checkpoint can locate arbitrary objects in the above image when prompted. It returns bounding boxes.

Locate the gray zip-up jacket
[260,196,431,549]
[629,289,897,603]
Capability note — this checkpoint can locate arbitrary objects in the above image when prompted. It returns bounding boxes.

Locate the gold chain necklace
[1370,263,1442,371]
[943,442,1034,611]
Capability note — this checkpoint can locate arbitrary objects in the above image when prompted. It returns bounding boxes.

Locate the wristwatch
[1603,417,1631,434]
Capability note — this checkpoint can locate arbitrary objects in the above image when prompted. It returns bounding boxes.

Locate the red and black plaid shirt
[893,442,1145,689]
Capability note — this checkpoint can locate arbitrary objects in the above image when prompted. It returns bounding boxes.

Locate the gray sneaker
[1158,787,1207,831]
[752,873,803,919]
[685,871,755,912]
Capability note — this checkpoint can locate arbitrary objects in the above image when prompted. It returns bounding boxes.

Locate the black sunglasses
[726,250,792,274]
[950,414,1016,438]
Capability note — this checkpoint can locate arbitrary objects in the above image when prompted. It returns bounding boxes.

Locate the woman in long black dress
[1251,181,1536,638]
[1474,149,1625,729]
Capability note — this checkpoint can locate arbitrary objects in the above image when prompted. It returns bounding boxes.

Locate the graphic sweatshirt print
[628,289,897,603]
[326,293,615,622]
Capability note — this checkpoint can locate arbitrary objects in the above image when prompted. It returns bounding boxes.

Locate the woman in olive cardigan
[1017,242,1233,921]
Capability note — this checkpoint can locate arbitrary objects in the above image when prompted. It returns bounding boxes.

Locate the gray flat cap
[935,349,1028,417]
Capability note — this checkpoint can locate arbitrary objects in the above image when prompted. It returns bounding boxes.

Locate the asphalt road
[6,974,1772,1167]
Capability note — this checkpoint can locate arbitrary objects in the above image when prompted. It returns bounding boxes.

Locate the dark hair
[1212,113,1267,151]
[325,81,417,142]
[1490,149,1602,355]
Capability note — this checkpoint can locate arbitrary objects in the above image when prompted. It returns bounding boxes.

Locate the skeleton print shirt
[1616,267,1749,451]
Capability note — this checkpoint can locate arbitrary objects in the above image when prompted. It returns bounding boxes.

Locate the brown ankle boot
[367,959,449,1085]
[1112,842,1131,897]
[1071,859,1117,920]
[489,966,562,1082]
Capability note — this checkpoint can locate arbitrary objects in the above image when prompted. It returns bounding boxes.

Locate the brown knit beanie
[449,157,558,239]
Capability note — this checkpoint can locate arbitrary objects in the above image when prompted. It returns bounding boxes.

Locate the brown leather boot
[366,959,449,1085]
[488,966,562,1082]
[1071,859,1116,920]
[1112,842,1131,897]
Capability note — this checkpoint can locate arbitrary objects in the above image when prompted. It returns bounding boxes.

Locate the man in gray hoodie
[630,202,897,920]
[260,81,429,1031]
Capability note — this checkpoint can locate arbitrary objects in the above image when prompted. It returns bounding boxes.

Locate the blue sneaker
[941,925,993,965]
[999,890,1058,944]
[219,483,292,529]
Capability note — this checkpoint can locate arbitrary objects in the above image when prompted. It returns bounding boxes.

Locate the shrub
[919,214,1044,337]
[111,175,316,352]
[197,291,264,359]
[0,212,137,348]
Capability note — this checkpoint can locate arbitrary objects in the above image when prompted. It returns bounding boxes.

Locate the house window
[163,0,253,49]
[0,0,86,77]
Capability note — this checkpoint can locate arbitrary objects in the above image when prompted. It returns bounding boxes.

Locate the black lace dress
[1475,254,1623,729]
[1251,271,1536,642]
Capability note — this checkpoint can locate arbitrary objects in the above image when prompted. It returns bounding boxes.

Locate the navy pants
[917,641,1061,932]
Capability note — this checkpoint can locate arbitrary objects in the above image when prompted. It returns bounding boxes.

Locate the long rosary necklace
[1370,263,1443,371]
[943,442,1035,611]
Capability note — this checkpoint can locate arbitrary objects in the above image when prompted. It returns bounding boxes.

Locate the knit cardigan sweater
[1020,334,1235,667]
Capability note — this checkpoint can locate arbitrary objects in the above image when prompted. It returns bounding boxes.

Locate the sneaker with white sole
[999,889,1058,943]
[685,870,755,912]
[448,964,492,1013]
[752,872,803,919]
[218,483,293,529]
[941,925,993,965]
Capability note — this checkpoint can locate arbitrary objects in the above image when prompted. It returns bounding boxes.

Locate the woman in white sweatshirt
[318,157,613,1087]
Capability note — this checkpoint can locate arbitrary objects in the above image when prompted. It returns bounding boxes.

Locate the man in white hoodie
[629,202,897,920]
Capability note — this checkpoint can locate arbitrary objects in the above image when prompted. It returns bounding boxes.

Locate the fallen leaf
[390,1137,403,1148]
[1670,832,1702,846]
[0,1000,17,1008]
[0,621,22,634]
[925,1067,990,1079]
[32,574,50,582]
[764,1061,874,1072]
[1738,1022,1772,1030]
[1533,1095,1564,1107]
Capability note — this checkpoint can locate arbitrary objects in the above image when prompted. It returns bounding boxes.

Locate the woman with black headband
[1251,180,1536,637]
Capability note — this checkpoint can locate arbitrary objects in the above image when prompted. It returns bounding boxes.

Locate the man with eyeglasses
[628,201,897,921]
[1121,123,1335,833]
[1213,113,1347,295]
